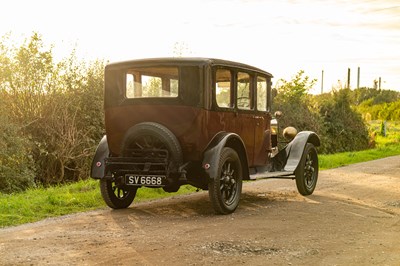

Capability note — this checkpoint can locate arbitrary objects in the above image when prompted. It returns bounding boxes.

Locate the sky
[1,0,399,93]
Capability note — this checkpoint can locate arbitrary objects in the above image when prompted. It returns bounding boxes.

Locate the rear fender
[90,135,109,179]
[283,131,320,172]
[202,132,249,180]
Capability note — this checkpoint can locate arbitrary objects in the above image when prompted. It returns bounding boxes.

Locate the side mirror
[274,111,283,119]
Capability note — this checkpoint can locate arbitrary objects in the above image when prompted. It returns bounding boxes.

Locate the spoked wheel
[295,143,319,195]
[208,147,243,214]
[100,178,137,209]
[123,122,183,193]
[122,122,183,170]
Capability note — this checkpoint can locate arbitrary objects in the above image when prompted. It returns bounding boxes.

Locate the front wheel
[100,178,137,209]
[208,147,243,214]
[295,143,319,195]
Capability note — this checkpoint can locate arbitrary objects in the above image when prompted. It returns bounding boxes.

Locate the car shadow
[107,188,307,224]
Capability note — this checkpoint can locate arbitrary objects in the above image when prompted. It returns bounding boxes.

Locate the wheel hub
[304,155,315,187]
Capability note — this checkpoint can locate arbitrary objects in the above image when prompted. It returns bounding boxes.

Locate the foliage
[274,71,371,154]
[273,70,322,143]
[319,121,400,169]
[318,88,370,153]
[0,98,36,193]
[369,120,400,142]
[348,87,400,121]
[275,70,317,102]
[351,87,400,105]
[357,99,400,121]
[380,121,386,136]
[0,32,105,188]
[172,41,192,57]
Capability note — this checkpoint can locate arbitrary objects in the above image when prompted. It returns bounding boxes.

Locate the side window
[215,69,232,108]
[257,76,267,111]
[237,72,251,110]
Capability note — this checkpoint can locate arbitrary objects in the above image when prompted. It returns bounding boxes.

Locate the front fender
[284,131,320,172]
[202,132,249,180]
[90,135,109,179]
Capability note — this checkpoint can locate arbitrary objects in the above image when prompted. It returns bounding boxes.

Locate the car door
[213,68,266,167]
[234,71,257,166]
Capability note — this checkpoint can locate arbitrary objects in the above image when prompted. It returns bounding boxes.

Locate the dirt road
[1,156,399,265]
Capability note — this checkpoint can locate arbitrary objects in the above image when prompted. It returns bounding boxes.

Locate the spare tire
[121,122,183,171]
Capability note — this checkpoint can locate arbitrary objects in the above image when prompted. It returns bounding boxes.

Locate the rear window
[126,67,179,98]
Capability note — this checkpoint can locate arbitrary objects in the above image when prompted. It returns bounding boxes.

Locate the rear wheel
[100,178,137,209]
[208,147,243,214]
[295,143,318,195]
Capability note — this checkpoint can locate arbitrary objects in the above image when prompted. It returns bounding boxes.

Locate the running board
[249,170,294,180]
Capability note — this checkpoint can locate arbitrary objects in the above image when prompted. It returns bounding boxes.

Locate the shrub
[0,98,36,193]
[0,32,104,187]
[319,88,370,153]
[273,70,322,144]
[274,71,371,154]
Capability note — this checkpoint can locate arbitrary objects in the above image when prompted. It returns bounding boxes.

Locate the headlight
[271,125,278,135]
[271,119,278,134]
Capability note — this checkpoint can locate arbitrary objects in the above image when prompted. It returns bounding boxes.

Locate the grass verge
[0,182,196,228]
[320,139,400,170]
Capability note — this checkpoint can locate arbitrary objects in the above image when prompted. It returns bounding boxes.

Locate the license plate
[125,175,166,187]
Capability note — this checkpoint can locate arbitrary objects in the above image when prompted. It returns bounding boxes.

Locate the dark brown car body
[91,58,320,214]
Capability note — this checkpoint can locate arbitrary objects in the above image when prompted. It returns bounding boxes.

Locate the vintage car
[91,58,320,214]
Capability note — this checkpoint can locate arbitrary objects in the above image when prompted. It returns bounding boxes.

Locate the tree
[275,70,316,102]
[172,41,192,57]
[274,70,321,138]
[0,32,56,123]
[274,70,371,153]
[0,32,105,188]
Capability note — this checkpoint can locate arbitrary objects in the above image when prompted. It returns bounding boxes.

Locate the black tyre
[100,178,137,209]
[208,147,243,214]
[122,122,183,171]
[295,143,319,196]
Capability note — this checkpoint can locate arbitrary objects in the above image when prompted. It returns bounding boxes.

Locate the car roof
[106,57,273,77]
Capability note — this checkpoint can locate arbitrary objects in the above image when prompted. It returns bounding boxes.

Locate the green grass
[320,120,400,169]
[0,180,103,227]
[319,143,400,170]
[1,121,400,228]
[0,181,196,228]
